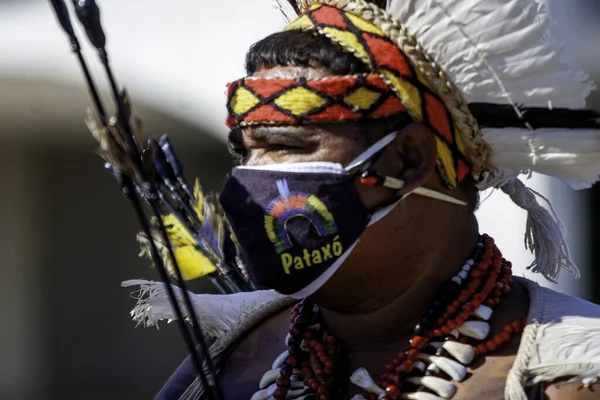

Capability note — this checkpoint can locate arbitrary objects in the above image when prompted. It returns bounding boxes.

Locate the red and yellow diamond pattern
[227,74,406,127]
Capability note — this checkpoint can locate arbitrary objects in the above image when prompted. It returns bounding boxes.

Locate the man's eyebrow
[245,127,318,143]
[227,130,243,147]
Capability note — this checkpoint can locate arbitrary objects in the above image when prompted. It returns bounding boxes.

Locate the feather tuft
[500,178,580,282]
[193,178,205,222]
[121,279,283,335]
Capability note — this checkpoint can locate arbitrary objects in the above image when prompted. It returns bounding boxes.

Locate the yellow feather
[173,246,217,280]
[161,214,195,246]
[138,213,219,281]
[193,178,204,222]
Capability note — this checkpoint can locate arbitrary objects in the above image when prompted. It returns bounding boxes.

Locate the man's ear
[392,122,438,193]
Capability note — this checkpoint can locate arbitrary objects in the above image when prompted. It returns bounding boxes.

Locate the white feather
[482,127,600,190]
[121,279,284,337]
[272,0,299,23]
[387,0,595,109]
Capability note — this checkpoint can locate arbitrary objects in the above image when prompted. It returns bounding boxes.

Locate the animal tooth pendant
[442,341,475,364]
[259,368,280,389]
[430,340,476,365]
[429,355,467,381]
[272,350,290,369]
[350,367,385,395]
[401,393,444,400]
[413,360,427,372]
[420,354,466,381]
[250,383,277,400]
[474,304,493,321]
[300,339,310,351]
[406,376,457,398]
[456,320,490,340]
[426,363,439,376]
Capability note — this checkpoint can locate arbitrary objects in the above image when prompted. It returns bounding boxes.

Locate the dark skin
[216,67,600,399]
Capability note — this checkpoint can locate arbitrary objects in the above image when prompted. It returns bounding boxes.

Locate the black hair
[245,30,368,75]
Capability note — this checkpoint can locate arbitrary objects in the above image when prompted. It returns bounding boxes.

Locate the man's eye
[267,143,299,152]
[227,142,248,162]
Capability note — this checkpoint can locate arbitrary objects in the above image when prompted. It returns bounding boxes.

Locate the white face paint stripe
[345,132,398,171]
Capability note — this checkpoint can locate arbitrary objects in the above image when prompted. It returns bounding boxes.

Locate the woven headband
[226,74,407,126]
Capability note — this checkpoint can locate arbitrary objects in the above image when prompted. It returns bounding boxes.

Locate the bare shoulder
[217,305,293,399]
[546,381,600,399]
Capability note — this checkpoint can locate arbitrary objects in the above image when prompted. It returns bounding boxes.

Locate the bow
[47,1,252,398]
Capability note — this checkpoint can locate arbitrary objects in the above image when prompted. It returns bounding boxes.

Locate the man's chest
[215,306,522,400]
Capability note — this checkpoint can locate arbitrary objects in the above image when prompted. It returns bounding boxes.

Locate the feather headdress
[266,0,600,282]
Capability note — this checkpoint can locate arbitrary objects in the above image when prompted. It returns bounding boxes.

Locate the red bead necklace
[271,235,525,400]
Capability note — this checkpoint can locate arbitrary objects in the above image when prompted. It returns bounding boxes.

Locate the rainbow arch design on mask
[264,179,338,254]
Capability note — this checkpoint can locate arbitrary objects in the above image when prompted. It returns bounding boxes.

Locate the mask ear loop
[359,169,467,206]
[346,129,467,206]
[345,131,398,173]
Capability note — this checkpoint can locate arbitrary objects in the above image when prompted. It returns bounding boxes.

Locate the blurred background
[0,0,598,398]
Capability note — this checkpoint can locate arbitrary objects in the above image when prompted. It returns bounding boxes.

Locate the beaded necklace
[250,235,526,400]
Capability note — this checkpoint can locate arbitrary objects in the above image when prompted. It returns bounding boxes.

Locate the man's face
[227,66,412,212]
[223,65,462,307]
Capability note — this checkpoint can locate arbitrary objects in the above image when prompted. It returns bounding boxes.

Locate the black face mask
[219,133,465,297]
[220,163,370,296]
[219,133,402,297]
